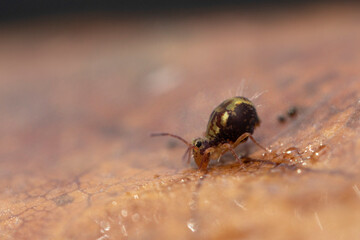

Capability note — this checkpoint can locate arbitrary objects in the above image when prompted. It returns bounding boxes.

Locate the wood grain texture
[0,5,360,239]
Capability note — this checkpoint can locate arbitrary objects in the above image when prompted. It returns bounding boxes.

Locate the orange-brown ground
[0,5,360,240]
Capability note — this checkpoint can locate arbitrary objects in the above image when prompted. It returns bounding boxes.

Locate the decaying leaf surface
[1,5,360,240]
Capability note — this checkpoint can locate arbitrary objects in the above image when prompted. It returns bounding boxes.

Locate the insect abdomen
[205,97,260,145]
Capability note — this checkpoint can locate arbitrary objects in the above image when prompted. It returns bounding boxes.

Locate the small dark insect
[277,106,299,123]
[151,96,269,170]
[277,114,286,123]
[287,106,298,117]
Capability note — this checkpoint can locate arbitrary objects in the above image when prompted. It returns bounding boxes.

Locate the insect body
[151,96,268,170]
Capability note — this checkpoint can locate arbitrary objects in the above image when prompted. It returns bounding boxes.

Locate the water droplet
[297,169,302,174]
[187,218,198,232]
[132,213,140,222]
[100,221,111,232]
[121,209,128,217]
[133,194,139,199]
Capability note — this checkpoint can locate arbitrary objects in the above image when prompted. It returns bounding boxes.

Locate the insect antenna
[150,132,192,147]
[151,132,194,164]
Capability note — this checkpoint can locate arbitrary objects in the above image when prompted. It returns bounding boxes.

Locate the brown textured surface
[1,5,360,240]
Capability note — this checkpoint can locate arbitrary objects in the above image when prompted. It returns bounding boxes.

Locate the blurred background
[0,1,351,22]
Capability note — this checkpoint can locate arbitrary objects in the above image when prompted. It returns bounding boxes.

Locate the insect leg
[233,132,271,153]
[198,149,214,170]
[247,135,271,153]
[219,143,242,163]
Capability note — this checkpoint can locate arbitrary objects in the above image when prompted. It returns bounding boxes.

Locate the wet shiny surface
[1,5,360,239]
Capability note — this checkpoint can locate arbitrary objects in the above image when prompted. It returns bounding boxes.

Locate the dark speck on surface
[287,106,298,117]
[277,115,286,123]
[53,193,74,206]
